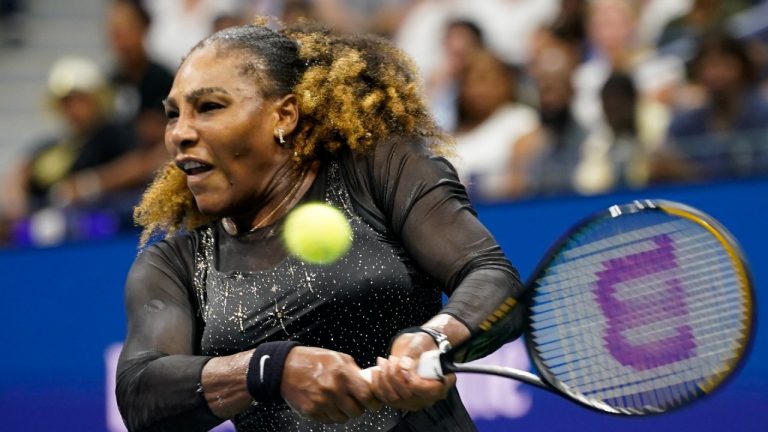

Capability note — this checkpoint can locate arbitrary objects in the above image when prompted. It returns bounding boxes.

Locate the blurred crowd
[2,0,768,247]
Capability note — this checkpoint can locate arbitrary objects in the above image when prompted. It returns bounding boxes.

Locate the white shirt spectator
[395,0,559,77]
[143,0,242,71]
[452,103,540,199]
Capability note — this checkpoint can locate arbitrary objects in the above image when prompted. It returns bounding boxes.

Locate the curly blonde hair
[134,19,449,245]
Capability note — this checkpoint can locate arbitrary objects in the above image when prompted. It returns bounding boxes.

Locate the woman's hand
[281,346,382,423]
[368,332,455,411]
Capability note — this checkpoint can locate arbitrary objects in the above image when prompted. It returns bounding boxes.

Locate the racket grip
[416,350,444,379]
[359,351,444,382]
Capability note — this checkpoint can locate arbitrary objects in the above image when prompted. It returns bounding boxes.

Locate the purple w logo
[594,235,696,370]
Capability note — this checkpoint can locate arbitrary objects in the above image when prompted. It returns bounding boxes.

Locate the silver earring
[277,128,285,144]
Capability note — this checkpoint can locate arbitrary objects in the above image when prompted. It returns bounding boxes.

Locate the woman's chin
[192,197,228,218]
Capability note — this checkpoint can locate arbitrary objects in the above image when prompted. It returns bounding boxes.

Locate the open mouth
[176,159,213,176]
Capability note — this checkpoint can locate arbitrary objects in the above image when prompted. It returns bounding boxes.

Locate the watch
[418,327,452,353]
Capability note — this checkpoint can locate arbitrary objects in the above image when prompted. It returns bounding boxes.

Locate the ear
[272,94,299,136]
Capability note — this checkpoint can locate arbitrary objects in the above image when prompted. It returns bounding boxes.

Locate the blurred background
[0,0,766,431]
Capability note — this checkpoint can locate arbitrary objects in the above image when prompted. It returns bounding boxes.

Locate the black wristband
[246,341,299,404]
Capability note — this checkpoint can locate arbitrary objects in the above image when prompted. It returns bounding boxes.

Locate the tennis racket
[415,199,754,415]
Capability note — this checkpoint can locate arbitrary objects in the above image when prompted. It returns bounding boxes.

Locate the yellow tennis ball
[283,202,353,265]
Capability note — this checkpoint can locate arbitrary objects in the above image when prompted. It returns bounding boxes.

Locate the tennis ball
[283,202,353,265]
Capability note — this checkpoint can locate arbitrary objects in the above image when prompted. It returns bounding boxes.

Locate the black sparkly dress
[116,135,526,431]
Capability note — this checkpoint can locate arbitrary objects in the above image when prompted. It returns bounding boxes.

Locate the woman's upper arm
[369,136,520,291]
[120,241,198,360]
[116,239,221,431]
[365,136,526,347]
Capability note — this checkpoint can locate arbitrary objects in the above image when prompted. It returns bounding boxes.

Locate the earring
[277,128,286,144]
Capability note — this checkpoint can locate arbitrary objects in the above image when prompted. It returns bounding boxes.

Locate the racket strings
[545,339,741,394]
[533,265,743,324]
[528,212,750,414]
[559,219,689,261]
[537,269,740,354]
[539,230,723,289]
[534,239,734,318]
[533,275,746,343]
[537,315,745,372]
[540,274,744,382]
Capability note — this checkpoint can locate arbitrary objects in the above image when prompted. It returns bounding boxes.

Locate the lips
[175,158,213,176]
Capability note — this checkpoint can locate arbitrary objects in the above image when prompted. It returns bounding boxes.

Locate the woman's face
[588,0,635,57]
[107,1,146,66]
[697,51,745,95]
[443,24,482,72]
[460,52,514,119]
[58,91,104,133]
[163,44,291,217]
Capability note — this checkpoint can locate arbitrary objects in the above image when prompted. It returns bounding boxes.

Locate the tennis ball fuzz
[283,202,353,265]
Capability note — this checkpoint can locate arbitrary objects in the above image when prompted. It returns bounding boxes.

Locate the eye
[199,102,224,113]
[164,109,179,120]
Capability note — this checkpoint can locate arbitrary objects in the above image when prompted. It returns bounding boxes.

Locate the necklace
[221,168,308,235]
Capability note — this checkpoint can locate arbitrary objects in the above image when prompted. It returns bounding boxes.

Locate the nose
[167,112,199,149]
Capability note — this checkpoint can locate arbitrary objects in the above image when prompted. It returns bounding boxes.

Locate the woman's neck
[223,160,320,235]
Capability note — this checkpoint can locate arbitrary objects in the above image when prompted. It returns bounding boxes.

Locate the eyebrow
[163,87,232,107]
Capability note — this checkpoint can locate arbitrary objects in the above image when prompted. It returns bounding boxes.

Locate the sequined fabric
[195,162,441,431]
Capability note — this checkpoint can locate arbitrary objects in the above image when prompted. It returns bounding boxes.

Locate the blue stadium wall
[1,178,766,431]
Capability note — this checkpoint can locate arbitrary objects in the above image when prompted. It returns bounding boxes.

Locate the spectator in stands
[574,72,654,194]
[632,0,691,49]
[519,27,587,197]
[426,18,485,131]
[549,0,588,44]
[573,0,682,135]
[106,0,174,192]
[652,32,768,182]
[451,49,541,201]
[570,0,627,131]
[109,0,173,129]
[395,0,559,87]
[572,0,644,131]
[143,0,242,71]
[1,56,138,228]
[657,0,752,55]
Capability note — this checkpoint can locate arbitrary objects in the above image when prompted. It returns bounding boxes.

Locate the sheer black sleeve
[343,135,527,360]
[116,235,223,431]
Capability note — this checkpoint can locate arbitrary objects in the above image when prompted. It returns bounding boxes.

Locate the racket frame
[429,199,755,416]
[524,199,755,415]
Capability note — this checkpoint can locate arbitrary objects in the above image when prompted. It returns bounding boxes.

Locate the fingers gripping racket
[417,199,754,415]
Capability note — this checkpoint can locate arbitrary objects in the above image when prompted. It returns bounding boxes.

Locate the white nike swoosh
[259,355,270,383]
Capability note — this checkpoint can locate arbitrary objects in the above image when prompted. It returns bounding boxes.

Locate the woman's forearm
[116,353,222,431]
[199,349,256,419]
